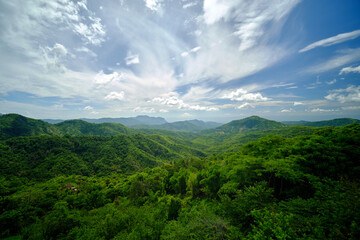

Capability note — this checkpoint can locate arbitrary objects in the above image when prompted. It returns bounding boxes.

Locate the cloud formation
[125,52,140,65]
[222,88,269,102]
[299,29,360,53]
[339,65,360,74]
[325,85,360,103]
[105,91,125,101]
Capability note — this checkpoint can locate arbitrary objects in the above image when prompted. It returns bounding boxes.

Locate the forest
[1,114,360,239]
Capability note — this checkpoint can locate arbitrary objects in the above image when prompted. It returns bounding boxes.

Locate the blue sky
[0,0,360,122]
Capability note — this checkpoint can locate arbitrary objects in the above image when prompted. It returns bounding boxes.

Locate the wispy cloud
[125,52,140,65]
[326,79,337,85]
[183,2,198,9]
[299,30,360,53]
[182,0,300,84]
[84,106,94,111]
[307,108,337,112]
[306,48,360,73]
[325,85,360,103]
[339,65,360,75]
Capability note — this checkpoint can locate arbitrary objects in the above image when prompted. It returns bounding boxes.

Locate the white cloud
[183,2,198,9]
[190,46,201,53]
[222,88,269,102]
[237,102,253,109]
[105,91,125,101]
[182,112,192,117]
[40,43,69,73]
[299,29,360,53]
[306,48,360,73]
[325,85,360,103]
[94,71,121,85]
[342,106,360,110]
[133,107,155,113]
[272,82,295,88]
[183,0,300,84]
[203,0,234,25]
[151,93,218,111]
[294,102,303,106]
[281,108,294,113]
[339,65,360,75]
[308,108,336,112]
[145,0,163,13]
[84,105,94,111]
[181,52,189,57]
[75,47,97,57]
[326,79,337,85]
[125,52,140,65]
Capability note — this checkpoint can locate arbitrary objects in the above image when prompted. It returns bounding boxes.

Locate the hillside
[283,118,360,127]
[193,116,287,147]
[215,116,286,133]
[1,123,359,239]
[0,114,61,140]
[55,120,131,136]
[133,119,220,132]
[0,134,206,181]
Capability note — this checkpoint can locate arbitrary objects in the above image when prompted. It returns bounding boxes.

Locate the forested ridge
[1,114,360,239]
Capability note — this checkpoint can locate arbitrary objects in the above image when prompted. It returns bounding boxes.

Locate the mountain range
[2,114,360,141]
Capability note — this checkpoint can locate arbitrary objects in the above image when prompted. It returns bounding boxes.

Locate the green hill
[133,119,222,132]
[55,120,131,136]
[193,116,287,147]
[283,118,360,127]
[0,114,61,140]
[216,116,285,133]
[1,134,206,180]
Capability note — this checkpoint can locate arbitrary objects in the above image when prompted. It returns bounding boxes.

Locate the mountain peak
[217,116,285,133]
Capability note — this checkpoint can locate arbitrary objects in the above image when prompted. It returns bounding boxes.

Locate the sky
[0,0,360,123]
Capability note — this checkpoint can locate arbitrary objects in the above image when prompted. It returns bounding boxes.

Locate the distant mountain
[187,119,222,129]
[133,119,222,132]
[43,115,168,126]
[282,120,309,125]
[81,115,167,126]
[42,119,64,124]
[215,116,285,134]
[283,118,360,127]
[0,114,196,140]
[134,115,167,125]
[0,114,61,140]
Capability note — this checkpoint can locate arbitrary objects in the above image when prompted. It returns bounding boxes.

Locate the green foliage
[1,116,360,239]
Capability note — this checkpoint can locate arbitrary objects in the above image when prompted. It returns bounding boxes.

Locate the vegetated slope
[207,125,317,153]
[216,115,286,133]
[193,116,287,147]
[0,114,61,140]
[55,120,131,136]
[133,119,222,132]
[0,114,198,141]
[0,134,206,181]
[2,124,359,239]
[283,118,360,127]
